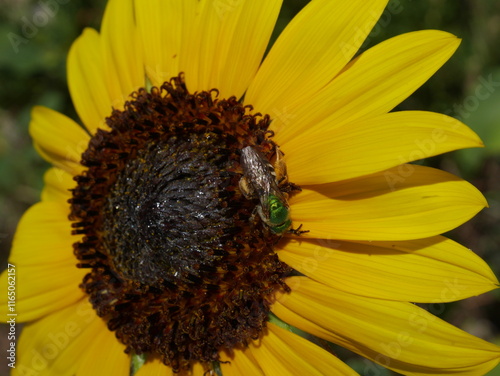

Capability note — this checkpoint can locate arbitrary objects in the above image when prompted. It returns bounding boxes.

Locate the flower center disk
[69,76,291,371]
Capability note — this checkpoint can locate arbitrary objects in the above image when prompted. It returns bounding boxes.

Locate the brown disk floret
[69,75,291,371]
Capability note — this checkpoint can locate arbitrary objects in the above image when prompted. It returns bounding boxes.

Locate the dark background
[1,0,499,375]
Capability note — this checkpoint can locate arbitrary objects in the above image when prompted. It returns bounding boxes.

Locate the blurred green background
[1,0,499,375]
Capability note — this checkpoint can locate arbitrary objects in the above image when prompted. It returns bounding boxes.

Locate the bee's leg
[255,205,269,226]
[247,204,263,229]
[272,147,302,194]
[249,206,259,226]
[273,146,288,185]
[288,224,309,235]
[280,182,302,193]
[239,176,255,199]
[254,142,299,198]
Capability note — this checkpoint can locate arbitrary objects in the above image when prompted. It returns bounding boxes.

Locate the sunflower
[2,0,500,375]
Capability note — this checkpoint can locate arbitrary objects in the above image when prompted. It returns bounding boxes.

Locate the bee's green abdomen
[268,195,291,234]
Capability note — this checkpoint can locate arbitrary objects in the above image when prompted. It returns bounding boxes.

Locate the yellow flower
[2,0,500,375]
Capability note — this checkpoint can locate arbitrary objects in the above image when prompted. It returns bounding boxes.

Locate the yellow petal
[68,28,113,133]
[29,106,89,175]
[278,236,498,302]
[135,0,196,87]
[177,0,219,92]
[246,0,388,119]
[40,168,75,203]
[0,202,85,322]
[134,358,166,376]
[68,0,146,135]
[247,323,357,375]
[135,357,206,375]
[180,0,282,99]
[211,0,282,99]
[220,347,263,376]
[290,165,487,240]
[273,277,500,376]
[12,300,100,376]
[178,363,205,376]
[100,0,145,108]
[76,320,129,376]
[285,111,483,185]
[274,30,460,144]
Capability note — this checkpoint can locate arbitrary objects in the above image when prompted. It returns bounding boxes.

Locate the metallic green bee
[239,145,304,235]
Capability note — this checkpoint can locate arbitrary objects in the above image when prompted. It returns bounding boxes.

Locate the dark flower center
[69,75,292,372]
